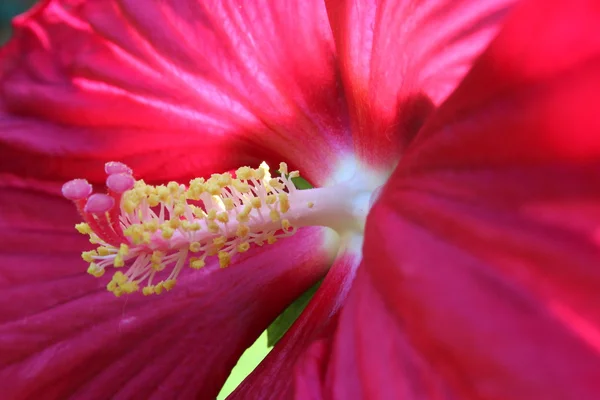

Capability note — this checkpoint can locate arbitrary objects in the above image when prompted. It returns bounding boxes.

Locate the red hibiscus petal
[230,238,363,400]
[324,0,516,170]
[0,174,333,399]
[306,0,600,397]
[295,266,454,400]
[402,0,600,171]
[0,0,350,185]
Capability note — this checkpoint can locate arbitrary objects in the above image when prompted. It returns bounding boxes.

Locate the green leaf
[291,176,313,190]
[267,279,323,347]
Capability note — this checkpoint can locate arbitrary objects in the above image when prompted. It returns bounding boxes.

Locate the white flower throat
[62,161,371,297]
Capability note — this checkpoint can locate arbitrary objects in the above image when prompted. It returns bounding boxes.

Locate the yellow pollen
[72,160,310,297]
[250,197,262,209]
[189,241,202,253]
[217,212,229,223]
[307,201,314,208]
[236,224,250,238]
[279,162,288,175]
[75,223,92,235]
[237,242,250,252]
[190,257,206,269]
[82,250,97,263]
[270,209,280,222]
[218,251,231,268]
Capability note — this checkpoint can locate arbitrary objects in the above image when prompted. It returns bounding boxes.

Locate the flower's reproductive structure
[63,161,369,297]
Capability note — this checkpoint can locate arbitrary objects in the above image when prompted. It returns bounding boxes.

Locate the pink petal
[300,0,600,397]
[0,174,332,399]
[325,0,516,170]
[230,243,362,399]
[0,0,351,185]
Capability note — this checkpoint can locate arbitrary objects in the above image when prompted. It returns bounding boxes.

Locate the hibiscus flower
[2,0,600,398]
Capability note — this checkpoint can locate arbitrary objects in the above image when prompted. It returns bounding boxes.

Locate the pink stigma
[62,179,92,200]
[107,173,135,193]
[84,193,115,213]
[105,161,132,175]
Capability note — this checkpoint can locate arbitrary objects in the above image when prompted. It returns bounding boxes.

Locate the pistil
[63,161,369,296]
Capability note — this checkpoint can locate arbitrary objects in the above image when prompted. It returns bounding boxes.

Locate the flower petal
[230,236,363,399]
[294,266,454,399]
[0,0,351,184]
[0,175,332,399]
[306,0,600,397]
[324,0,515,170]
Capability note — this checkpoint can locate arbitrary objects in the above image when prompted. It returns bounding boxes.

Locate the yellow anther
[161,226,174,239]
[157,185,170,202]
[123,198,137,214]
[236,213,250,223]
[190,257,206,269]
[114,255,125,268]
[121,281,139,294]
[192,206,207,219]
[267,234,277,245]
[307,201,314,208]
[237,242,250,253]
[182,221,201,231]
[143,220,159,232]
[75,223,92,235]
[236,166,253,180]
[269,178,284,190]
[289,171,300,178]
[207,221,220,233]
[82,250,98,263]
[232,179,250,193]
[87,263,104,277]
[279,193,290,213]
[217,212,229,223]
[215,173,232,187]
[207,209,217,220]
[151,250,164,265]
[148,194,160,207]
[163,279,177,291]
[250,197,262,209]
[143,286,154,296]
[270,209,280,222]
[206,182,221,195]
[282,219,292,231]
[167,181,180,194]
[279,162,288,175]
[154,282,164,295]
[168,218,181,229]
[189,178,206,197]
[236,224,250,238]
[119,243,129,256]
[266,195,277,205]
[218,251,231,268]
[173,204,186,217]
[223,198,235,211]
[213,236,227,249]
[113,271,127,284]
[97,247,111,256]
[189,241,202,253]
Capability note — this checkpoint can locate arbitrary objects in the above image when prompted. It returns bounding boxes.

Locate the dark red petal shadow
[0,0,351,185]
[0,174,332,400]
[324,0,516,170]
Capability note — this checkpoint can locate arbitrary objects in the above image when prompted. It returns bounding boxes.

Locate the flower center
[63,161,370,297]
